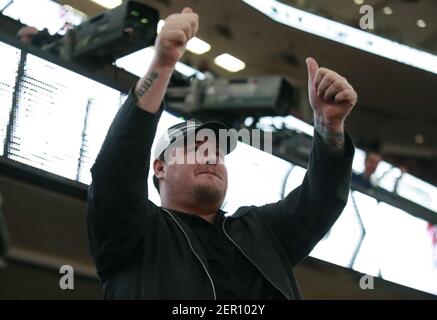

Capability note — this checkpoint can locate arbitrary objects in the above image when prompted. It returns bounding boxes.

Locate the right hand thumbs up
[154,7,199,69]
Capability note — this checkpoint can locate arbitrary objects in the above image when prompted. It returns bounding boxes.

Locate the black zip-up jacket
[87,91,355,299]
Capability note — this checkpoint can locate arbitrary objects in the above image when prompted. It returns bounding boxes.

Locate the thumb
[306,57,319,86]
[182,7,193,14]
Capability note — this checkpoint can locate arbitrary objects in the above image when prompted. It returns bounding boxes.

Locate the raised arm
[306,57,356,156]
[87,8,199,279]
[135,7,199,113]
[259,58,357,266]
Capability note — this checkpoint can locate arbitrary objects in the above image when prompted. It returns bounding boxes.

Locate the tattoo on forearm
[314,118,345,156]
[136,71,159,98]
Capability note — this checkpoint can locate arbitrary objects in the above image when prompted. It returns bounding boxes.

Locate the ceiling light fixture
[382,6,393,15]
[90,0,122,9]
[214,53,246,72]
[186,37,211,55]
[417,19,427,28]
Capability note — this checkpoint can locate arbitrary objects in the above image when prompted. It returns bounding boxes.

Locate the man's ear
[153,159,165,179]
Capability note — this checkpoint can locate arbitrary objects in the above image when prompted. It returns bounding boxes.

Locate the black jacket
[87,91,355,299]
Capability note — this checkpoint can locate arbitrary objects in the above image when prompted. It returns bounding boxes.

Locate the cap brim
[195,121,238,155]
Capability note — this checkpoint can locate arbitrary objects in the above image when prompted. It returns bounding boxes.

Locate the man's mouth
[198,171,221,180]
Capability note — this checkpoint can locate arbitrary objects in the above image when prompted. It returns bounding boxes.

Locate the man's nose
[202,155,217,165]
[198,151,220,165]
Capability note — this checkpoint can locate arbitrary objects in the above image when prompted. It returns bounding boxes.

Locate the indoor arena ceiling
[58,0,437,182]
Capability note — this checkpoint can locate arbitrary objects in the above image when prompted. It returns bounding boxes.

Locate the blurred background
[0,0,436,299]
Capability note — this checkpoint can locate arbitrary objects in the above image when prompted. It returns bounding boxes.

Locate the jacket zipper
[222,217,291,300]
[162,208,217,300]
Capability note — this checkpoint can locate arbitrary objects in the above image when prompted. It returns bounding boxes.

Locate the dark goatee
[191,184,224,206]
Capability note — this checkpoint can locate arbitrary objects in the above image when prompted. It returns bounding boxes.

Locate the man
[87,7,357,299]
[352,150,382,189]
[17,26,40,45]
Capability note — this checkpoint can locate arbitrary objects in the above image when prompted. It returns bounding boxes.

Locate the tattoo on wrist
[136,71,159,98]
[314,118,345,156]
